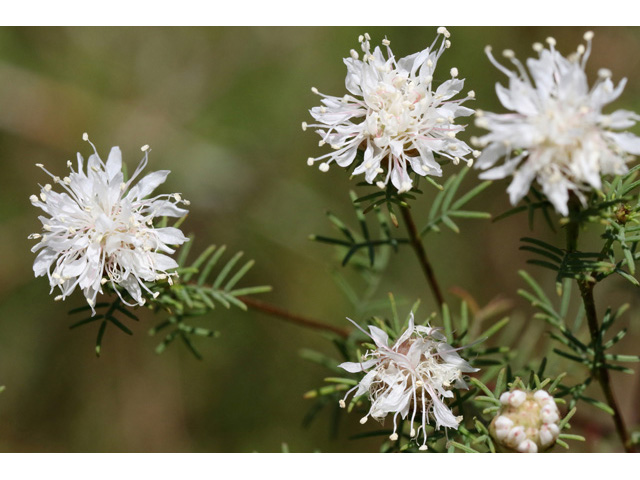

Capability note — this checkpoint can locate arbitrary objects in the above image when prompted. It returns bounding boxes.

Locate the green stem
[566,198,634,452]
[400,205,445,309]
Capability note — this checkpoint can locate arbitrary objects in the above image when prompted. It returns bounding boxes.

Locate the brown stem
[400,205,445,308]
[239,296,350,338]
[566,198,634,452]
[577,280,634,452]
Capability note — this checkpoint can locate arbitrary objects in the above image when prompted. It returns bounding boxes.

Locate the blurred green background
[0,27,639,452]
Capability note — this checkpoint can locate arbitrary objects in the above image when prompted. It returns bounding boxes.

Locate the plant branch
[566,198,634,452]
[239,296,350,338]
[400,205,445,308]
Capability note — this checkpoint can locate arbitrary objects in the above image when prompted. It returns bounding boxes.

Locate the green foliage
[148,241,271,359]
[310,190,409,267]
[419,168,492,235]
[69,238,271,358]
[517,270,638,413]
[520,236,616,287]
[493,186,557,231]
[69,298,139,357]
[311,169,491,269]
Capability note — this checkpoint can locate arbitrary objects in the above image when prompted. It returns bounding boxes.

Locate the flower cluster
[29,135,190,313]
[474,32,640,216]
[489,389,561,453]
[304,27,476,193]
[338,313,477,450]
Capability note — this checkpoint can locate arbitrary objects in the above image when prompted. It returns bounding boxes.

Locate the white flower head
[475,32,640,216]
[338,312,478,450]
[29,134,189,313]
[306,28,475,193]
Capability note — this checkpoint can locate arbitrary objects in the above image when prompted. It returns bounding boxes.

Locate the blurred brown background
[0,27,639,452]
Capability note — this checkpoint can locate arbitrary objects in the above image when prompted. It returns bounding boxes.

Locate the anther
[359,416,368,424]
[311,87,319,94]
[82,132,89,141]
[389,433,398,441]
[584,31,594,41]
[301,121,308,131]
[339,400,346,408]
[382,38,390,46]
[319,163,330,172]
[502,49,515,59]
[467,90,475,98]
[350,49,359,60]
[598,68,612,79]
[307,158,314,166]
[450,67,458,78]
[532,42,543,52]
[546,37,556,47]
[141,144,150,152]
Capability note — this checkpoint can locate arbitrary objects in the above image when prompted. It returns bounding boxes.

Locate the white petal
[106,146,123,181]
[606,131,640,155]
[338,358,378,373]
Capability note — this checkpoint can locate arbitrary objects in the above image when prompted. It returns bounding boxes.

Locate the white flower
[305,28,476,193]
[338,312,478,450]
[475,32,640,216]
[29,135,189,313]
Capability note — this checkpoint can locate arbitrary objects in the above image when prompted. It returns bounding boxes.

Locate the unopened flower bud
[489,389,562,453]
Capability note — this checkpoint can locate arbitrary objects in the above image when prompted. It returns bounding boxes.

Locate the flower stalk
[400,205,445,309]
[239,296,350,338]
